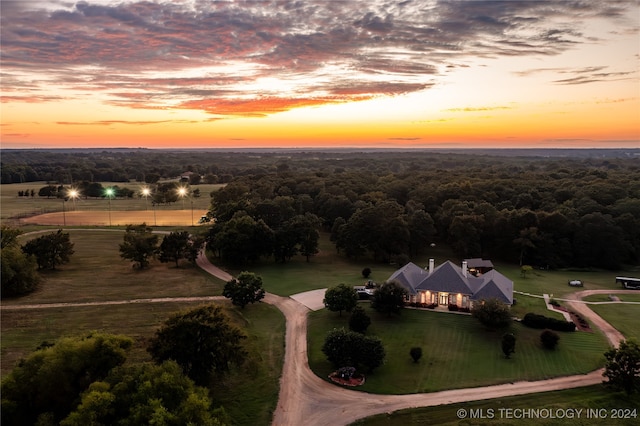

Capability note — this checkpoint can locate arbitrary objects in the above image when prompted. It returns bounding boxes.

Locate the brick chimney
[462,260,468,278]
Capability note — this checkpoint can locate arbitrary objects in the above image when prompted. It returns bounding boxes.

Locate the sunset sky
[1,0,639,149]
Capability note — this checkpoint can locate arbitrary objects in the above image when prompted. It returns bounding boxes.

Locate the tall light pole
[68,189,79,208]
[64,188,79,226]
[141,188,151,210]
[105,187,114,226]
[178,187,187,210]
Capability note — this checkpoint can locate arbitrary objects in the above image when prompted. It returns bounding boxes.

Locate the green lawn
[308,305,610,394]
[353,385,640,426]
[588,303,640,342]
[225,234,400,296]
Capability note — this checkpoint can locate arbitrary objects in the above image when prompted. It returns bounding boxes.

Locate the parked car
[568,280,583,287]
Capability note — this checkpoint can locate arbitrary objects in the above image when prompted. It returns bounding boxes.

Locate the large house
[387,259,514,309]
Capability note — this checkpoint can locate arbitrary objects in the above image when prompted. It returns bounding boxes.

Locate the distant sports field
[1,181,218,226]
[19,209,209,227]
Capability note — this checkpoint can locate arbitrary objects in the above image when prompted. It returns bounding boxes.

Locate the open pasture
[1,181,221,222]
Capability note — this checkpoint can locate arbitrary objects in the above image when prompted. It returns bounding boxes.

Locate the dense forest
[3,148,639,269]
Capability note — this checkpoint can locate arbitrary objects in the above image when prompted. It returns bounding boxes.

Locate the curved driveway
[3,235,634,426]
[197,253,637,426]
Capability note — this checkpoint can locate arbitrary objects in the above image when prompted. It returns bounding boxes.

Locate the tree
[1,225,41,297]
[22,229,74,270]
[185,234,206,264]
[322,328,359,368]
[159,231,193,267]
[371,281,408,317]
[1,224,22,248]
[210,213,274,265]
[223,271,265,309]
[294,213,321,262]
[349,305,371,333]
[147,305,247,385]
[38,184,58,198]
[358,334,386,372]
[540,329,560,350]
[603,340,640,395]
[119,223,158,269]
[1,333,132,425]
[502,333,516,359]
[324,283,358,316]
[61,361,225,426]
[471,298,512,329]
[321,328,385,373]
[410,347,423,363]
[1,245,41,297]
[520,264,533,278]
[513,227,539,266]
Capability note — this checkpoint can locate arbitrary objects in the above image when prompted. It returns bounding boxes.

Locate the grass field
[307,304,610,394]
[587,303,640,342]
[1,301,285,426]
[0,229,284,426]
[3,231,223,306]
[3,189,639,424]
[353,385,640,426]
[226,235,400,296]
[1,181,223,222]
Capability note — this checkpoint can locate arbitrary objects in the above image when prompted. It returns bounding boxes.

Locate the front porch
[404,290,472,313]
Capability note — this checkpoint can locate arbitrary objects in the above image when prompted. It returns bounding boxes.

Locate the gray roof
[387,260,513,304]
[470,270,513,304]
[416,261,481,295]
[387,262,429,295]
[464,258,494,268]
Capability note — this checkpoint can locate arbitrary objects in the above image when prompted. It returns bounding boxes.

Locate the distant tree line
[205,155,639,269]
[3,150,639,268]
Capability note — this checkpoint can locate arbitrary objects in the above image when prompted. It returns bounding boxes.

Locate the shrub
[522,313,576,332]
[410,347,422,363]
[362,267,371,278]
[322,328,385,373]
[540,329,560,349]
[349,305,371,334]
[448,304,458,311]
[471,298,512,329]
[502,333,516,359]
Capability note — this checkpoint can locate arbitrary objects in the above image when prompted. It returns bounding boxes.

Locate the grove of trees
[3,149,639,269]
[1,333,133,425]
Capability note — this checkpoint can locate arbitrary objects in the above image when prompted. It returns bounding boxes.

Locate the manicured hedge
[522,313,576,332]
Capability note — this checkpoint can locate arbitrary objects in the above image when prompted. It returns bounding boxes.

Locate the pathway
[195,255,635,426]
[3,237,635,425]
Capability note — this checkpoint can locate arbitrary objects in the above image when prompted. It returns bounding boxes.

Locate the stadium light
[105,187,115,226]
